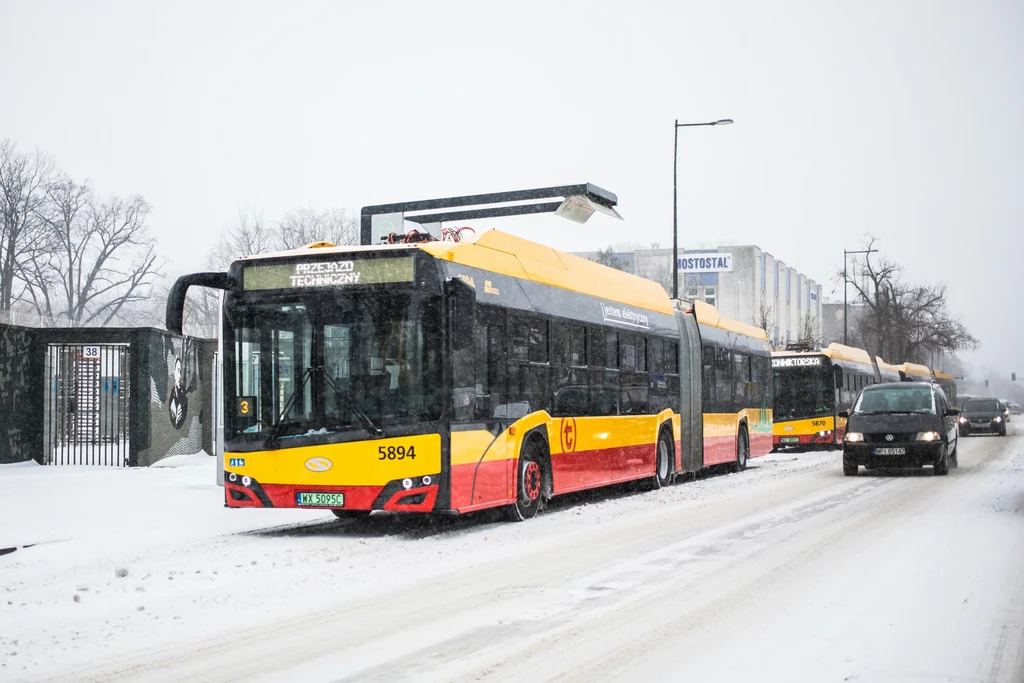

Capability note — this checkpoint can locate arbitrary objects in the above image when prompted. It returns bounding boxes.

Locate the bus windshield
[226,290,443,443]
[773,363,834,420]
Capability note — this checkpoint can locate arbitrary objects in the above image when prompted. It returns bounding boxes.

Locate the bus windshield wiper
[320,371,384,437]
[264,367,316,448]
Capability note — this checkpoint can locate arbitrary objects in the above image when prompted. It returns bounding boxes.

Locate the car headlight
[845,432,864,443]
[916,431,941,442]
[958,416,968,424]
[994,416,1002,423]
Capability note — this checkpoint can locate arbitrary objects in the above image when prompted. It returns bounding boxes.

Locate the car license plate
[873,447,906,455]
[297,492,345,507]
[781,437,800,443]
[971,421,988,426]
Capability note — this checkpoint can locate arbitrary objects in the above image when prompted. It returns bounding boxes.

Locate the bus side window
[715,346,732,412]
[702,345,716,412]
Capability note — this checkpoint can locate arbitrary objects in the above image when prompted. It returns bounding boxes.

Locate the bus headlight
[845,432,864,443]
[916,431,940,442]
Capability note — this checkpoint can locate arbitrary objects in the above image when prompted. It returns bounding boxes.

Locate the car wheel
[843,453,858,476]
[506,437,546,522]
[1000,427,1008,437]
[934,446,949,476]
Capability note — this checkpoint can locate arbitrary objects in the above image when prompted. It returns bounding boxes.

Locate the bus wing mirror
[837,410,849,419]
[165,272,231,335]
[445,277,475,351]
[834,365,844,390]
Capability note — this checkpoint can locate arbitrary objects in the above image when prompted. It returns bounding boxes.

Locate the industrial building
[574,246,823,350]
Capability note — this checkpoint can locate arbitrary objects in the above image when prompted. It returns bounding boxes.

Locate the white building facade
[578,246,823,350]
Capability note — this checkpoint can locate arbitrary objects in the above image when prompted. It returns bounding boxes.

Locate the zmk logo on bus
[305,457,333,472]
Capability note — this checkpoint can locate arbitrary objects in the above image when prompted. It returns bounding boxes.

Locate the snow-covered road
[2,430,1023,682]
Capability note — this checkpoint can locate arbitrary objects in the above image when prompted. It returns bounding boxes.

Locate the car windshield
[963,398,999,412]
[853,386,935,414]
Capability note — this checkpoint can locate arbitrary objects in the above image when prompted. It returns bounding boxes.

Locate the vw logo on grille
[304,457,333,472]
[885,434,894,442]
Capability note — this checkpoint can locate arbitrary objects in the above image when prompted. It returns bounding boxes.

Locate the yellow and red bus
[771,343,880,449]
[875,357,902,383]
[166,185,772,521]
[932,369,958,405]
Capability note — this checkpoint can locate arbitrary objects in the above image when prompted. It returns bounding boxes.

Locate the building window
[684,285,716,307]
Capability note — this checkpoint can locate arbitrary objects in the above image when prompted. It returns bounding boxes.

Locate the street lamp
[843,247,877,345]
[672,118,734,300]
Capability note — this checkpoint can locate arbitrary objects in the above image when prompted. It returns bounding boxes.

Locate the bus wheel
[332,510,371,520]
[506,438,545,522]
[646,428,674,490]
[732,427,749,473]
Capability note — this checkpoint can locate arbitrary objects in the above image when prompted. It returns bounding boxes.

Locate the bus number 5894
[378,446,416,460]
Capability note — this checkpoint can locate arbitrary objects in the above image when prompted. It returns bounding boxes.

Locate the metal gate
[44,344,131,466]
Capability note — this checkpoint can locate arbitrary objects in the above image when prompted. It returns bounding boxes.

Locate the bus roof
[419,230,675,316]
[691,300,769,342]
[901,362,933,378]
[933,369,955,381]
[771,342,874,369]
[875,357,902,377]
[822,343,874,367]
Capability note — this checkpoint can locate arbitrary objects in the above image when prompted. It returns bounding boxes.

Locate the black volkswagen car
[957,397,1007,437]
[840,381,960,476]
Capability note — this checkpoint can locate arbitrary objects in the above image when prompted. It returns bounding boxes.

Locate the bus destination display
[243,257,415,291]
[771,356,824,368]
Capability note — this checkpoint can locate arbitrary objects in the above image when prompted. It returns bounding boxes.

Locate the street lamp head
[712,119,734,126]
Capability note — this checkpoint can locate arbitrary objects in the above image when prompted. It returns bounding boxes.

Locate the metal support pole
[843,249,848,345]
[672,120,679,299]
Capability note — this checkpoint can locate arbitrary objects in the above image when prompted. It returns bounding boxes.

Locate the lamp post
[672,118,734,300]
[843,247,877,345]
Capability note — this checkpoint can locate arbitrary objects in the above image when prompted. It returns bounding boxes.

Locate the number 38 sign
[82,346,101,360]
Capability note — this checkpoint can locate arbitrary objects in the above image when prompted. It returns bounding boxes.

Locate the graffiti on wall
[148,334,204,462]
[168,338,197,429]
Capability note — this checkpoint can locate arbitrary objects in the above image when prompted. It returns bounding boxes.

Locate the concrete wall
[0,322,214,466]
[0,323,41,464]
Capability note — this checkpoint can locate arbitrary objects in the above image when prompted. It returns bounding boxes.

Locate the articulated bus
[771,343,879,450]
[899,362,933,383]
[166,186,772,521]
[932,370,958,405]
[875,357,902,383]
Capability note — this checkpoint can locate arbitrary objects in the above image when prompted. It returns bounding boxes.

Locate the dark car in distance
[958,397,1007,437]
[840,381,959,476]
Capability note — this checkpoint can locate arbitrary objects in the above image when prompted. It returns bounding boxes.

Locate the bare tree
[636,261,673,294]
[209,205,274,269]
[590,245,628,271]
[798,311,822,347]
[0,140,53,311]
[277,206,358,250]
[843,236,978,363]
[210,205,358,268]
[22,183,164,326]
[753,298,774,335]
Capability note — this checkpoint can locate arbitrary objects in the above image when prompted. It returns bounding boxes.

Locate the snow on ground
[1,435,1022,682]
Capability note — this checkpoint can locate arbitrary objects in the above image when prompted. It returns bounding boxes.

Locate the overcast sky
[1,0,1021,377]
